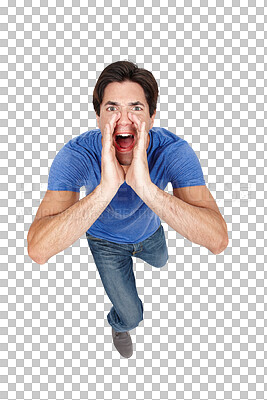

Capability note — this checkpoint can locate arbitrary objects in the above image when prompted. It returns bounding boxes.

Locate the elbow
[212,235,229,255]
[27,243,47,265]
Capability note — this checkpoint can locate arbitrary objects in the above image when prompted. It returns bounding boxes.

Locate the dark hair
[93,60,159,118]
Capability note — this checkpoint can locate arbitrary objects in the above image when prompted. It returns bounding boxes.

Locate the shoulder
[66,128,101,150]
[56,128,101,160]
[150,127,202,169]
[150,127,187,152]
[51,128,101,168]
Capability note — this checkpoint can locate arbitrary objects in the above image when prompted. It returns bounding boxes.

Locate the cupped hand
[125,113,152,196]
[100,112,126,195]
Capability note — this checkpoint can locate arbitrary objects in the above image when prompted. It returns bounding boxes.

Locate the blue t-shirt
[47,127,206,243]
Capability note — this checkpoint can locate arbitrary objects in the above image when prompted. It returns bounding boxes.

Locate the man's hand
[125,113,152,197]
[100,112,125,195]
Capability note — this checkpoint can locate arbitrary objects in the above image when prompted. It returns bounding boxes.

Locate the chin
[116,151,133,166]
[120,161,131,166]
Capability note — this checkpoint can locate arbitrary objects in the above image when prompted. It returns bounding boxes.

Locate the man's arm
[125,113,228,255]
[27,185,117,265]
[137,183,228,255]
[28,113,125,265]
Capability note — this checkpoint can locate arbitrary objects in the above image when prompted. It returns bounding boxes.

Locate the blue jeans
[86,224,168,332]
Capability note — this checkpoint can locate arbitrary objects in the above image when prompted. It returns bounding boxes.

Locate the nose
[116,109,133,126]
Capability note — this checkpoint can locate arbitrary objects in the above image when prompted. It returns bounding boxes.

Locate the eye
[106,105,143,112]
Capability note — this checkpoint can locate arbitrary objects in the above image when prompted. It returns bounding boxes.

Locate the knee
[152,254,168,268]
[153,261,167,268]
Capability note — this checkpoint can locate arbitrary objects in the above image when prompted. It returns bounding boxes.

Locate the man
[27,60,228,358]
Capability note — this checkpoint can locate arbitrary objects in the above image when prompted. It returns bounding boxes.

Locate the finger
[129,114,146,146]
[139,121,147,148]
[110,112,121,130]
[102,123,111,150]
[109,112,121,142]
[128,113,143,144]
[103,124,115,152]
[128,112,141,132]
[107,112,119,133]
[103,113,120,144]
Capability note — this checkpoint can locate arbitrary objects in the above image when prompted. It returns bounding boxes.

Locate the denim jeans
[86,224,168,332]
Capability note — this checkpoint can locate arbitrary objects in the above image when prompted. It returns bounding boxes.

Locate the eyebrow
[104,101,145,107]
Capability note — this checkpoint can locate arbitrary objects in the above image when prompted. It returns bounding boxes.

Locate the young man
[27,61,228,358]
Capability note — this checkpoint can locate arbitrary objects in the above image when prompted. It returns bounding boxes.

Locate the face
[96,80,156,165]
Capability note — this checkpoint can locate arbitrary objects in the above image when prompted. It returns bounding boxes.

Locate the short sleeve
[166,140,206,189]
[47,141,87,192]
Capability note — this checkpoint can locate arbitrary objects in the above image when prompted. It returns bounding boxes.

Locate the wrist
[133,179,156,200]
[98,182,119,202]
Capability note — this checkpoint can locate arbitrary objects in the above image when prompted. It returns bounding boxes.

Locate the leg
[86,235,143,332]
[134,224,169,268]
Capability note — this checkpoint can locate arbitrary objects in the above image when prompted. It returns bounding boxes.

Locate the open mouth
[114,132,136,152]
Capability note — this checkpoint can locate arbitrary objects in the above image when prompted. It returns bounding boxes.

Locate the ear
[96,114,100,129]
[149,110,156,130]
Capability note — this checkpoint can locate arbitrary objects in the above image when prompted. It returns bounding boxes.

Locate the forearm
[28,184,115,264]
[138,182,228,254]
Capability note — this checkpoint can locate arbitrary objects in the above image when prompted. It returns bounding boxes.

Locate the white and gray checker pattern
[0,1,266,399]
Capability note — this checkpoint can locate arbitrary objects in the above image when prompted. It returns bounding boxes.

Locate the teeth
[116,134,134,138]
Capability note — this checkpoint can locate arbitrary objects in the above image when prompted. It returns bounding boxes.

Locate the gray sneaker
[112,327,133,358]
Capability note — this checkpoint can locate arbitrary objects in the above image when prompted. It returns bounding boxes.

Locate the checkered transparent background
[0,0,266,399]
